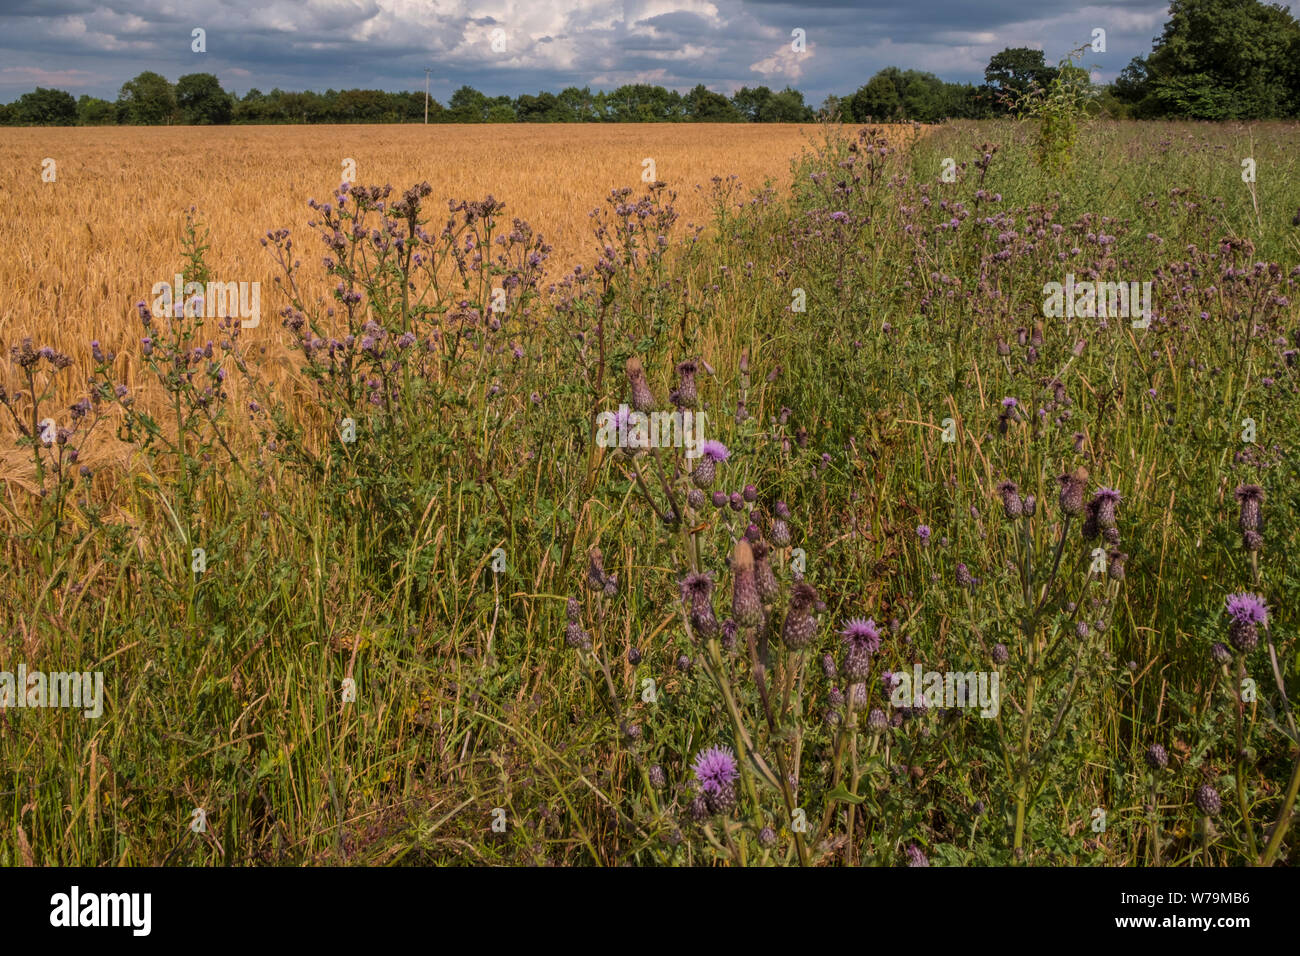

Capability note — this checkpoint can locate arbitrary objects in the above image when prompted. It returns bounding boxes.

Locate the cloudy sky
[0,1,1283,105]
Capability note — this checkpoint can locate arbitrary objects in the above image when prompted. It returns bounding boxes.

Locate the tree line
[4,0,1297,126]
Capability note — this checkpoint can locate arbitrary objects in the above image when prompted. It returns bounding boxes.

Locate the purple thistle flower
[692,440,729,488]
[1092,487,1122,528]
[731,540,764,628]
[905,844,930,867]
[692,745,739,815]
[782,582,819,649]
[1058,467,1089,517]
[752,540,779,602]
[680,571,719,639]
[1235,484,1264,534]
[916,524,931,545]
[1145,744,1168,771]
[626,355,656,412]
[996,480,1022,519]
[841,617,881,681]
[1225,592,1268,652]
[1194,784,1221,816]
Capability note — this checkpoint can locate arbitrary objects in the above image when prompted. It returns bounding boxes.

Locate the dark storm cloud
[0,1,1294,105]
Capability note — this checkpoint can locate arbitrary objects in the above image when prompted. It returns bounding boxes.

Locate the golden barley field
[0,123,918,497]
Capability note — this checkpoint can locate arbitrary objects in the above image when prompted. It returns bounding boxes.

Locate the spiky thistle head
[840,617,881,681]
[731,539,764,628]
[1057,466,1089,517]
[996,480,1023,519]
[751,540,779,602]
[781,582,819,649]
[1092,487,1122,528]
[1225,592,1268,652]
[673,359,699,408]
[1194,783,1221,816]
[1235,484,1264,535]
[625,355,656,412]
[680,571,719,638]
[691,745,739,815]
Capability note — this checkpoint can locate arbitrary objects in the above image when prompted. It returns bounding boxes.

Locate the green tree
[758,87,812,122]
[849,72,901,121]
[117,71,177,125]
[985,47,1057,109]
[176,73,232,124]
[684,84,744,121]
[448,85,487,122]
[515,91,560,122]
[731,85,772,121]
[76,94,116,125]
[1144,0,1299,118]
[14,87,77,125]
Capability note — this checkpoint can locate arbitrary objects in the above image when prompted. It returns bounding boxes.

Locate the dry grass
[0,122,919,490]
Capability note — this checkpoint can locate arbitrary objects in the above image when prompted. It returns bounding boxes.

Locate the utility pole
[425,69,431,124]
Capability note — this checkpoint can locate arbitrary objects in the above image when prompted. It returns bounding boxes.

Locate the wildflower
[1225,592,1267,652]
[996,480,1023,519]
[692,746,739,815]
[711,490,728,508]
[1092,488,1122,528]
[916,524,931,545]
[587,547,610,592]
[677,654,691,672]
[1058,466,1088,517]
[731,540,764,628]
[626,355,656,412]
[628,647,642,665]
[906,844,930,867]
[770,502,792,547]
[841,617,881,681]
[743,484,757,503]
[956,562,974,589]
[1108,551,1128,581]
[867,708,888,733]
[680,571,719,638]
[674,360,698,408]
[752,540,779,602]
[992,643,1009,665]
[782,582,819,650]
[1194,784,1221,817]
[648,765,666,789]
[821,653,837,679]
[1210,642,1232,665]
[692,440,729,489]
[564,621,591,651]
[1145,744,1168,771]
[758,826,777,847]
[1235,484,1264,534]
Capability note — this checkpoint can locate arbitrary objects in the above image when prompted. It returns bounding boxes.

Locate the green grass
[2,118,1298,866]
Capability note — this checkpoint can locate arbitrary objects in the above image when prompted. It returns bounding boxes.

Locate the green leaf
[825,783,865,805]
